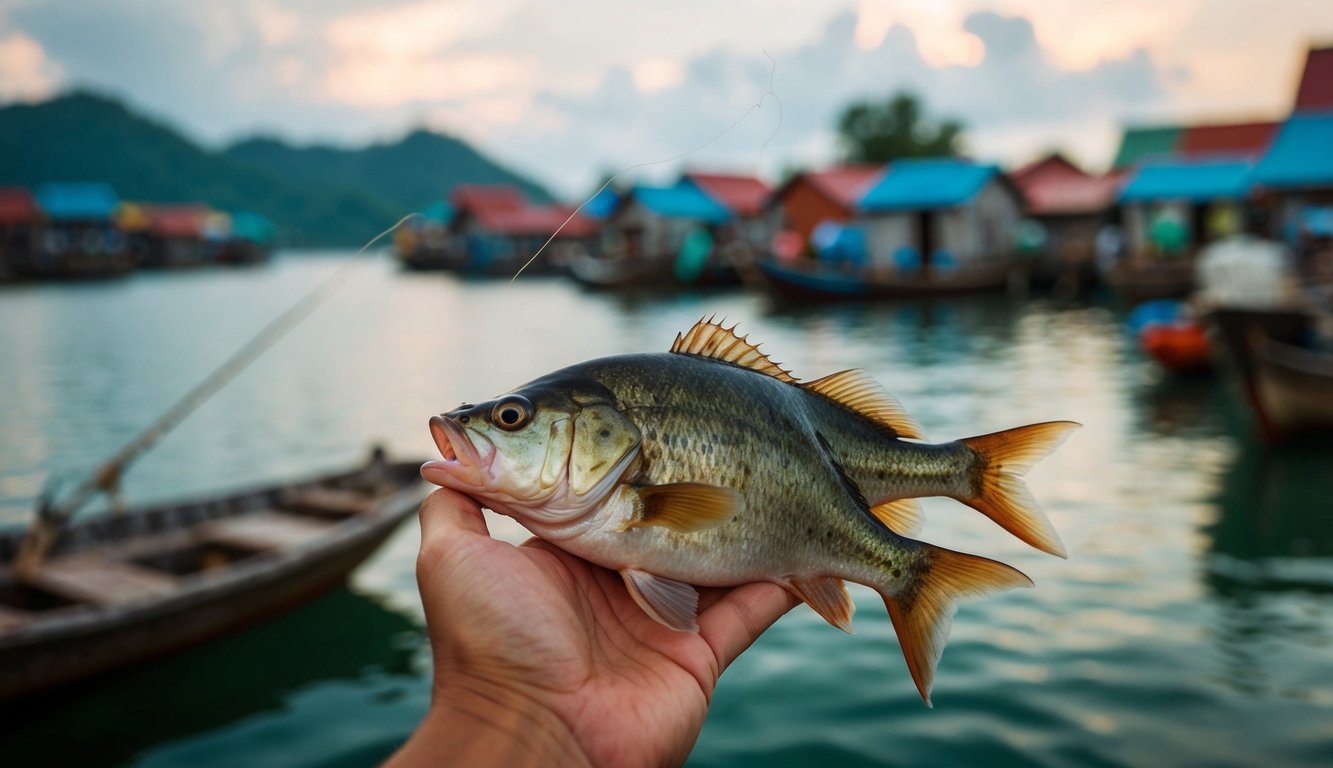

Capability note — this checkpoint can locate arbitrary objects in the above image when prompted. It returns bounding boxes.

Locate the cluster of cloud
[0,0,1326,197]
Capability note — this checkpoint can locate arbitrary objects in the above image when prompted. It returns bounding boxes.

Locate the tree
[836,92,964,164]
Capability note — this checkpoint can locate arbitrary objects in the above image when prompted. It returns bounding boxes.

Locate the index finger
[697,581,799,673]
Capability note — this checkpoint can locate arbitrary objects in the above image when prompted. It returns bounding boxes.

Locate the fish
[421,318,1077,703]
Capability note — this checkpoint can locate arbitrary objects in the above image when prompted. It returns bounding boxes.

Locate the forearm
[386,678,592,768]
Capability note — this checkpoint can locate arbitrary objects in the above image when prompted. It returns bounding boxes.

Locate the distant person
[386,489,797,767]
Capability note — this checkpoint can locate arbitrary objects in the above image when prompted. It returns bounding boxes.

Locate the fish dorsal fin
[671,317,798,383]
[802,369,925,440]
[871,498,924,536]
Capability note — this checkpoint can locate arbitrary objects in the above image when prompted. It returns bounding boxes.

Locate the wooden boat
[568,252,675,290]
[754,256,1019,302]
[1209,307,1333,441]
[0,450,427,700]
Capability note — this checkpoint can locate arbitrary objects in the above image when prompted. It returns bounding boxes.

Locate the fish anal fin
[803,369,925,440]
[789,576,855,634]
[671,317,799,383]
[622,483,742,533]
[871,498,924,536]
[621,569,699,632]
[957,421,1080,558]
[879,544,1032,706]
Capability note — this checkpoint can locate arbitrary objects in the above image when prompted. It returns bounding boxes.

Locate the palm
[416,489,795,767]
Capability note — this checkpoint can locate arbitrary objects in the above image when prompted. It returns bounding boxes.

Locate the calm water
[1,253,1331,767]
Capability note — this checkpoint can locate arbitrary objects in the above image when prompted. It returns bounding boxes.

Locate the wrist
[389,675,591,767]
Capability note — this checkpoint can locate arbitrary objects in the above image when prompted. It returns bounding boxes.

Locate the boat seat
[200,510,336,552]
[27,556,178,606]
[279,487,374,519]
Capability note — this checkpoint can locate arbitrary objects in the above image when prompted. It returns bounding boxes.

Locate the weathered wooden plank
[29,557,178,605]
[200,510,335,552]
[280,487,373,518]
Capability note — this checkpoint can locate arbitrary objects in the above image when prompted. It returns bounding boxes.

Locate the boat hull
[755,258,1019,302]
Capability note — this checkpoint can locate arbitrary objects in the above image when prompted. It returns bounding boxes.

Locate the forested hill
[0,91,553,246]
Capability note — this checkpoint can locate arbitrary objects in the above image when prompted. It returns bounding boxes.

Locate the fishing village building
[853,158,1022,272]
[1009,154,1123,289]
[767,165,885,260]
[596,179,733,280]
[32,182,132,278]
[0,187,38,280]
[680,172,774,259]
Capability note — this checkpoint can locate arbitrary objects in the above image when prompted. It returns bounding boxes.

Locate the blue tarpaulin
[633,183,731,222]
[1252,112,1333,189]
[1118,161,1254,203]
[858,158,997,212]
[36,182,120,221]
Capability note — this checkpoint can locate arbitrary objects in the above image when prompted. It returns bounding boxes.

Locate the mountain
[0,91,554,246]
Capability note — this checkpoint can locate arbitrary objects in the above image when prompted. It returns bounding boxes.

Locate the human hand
[386,488,798,768]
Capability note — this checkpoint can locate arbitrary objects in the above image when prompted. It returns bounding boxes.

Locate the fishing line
[508,49,785,283]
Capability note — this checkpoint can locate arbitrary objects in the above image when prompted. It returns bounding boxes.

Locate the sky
[0,0,1329,198]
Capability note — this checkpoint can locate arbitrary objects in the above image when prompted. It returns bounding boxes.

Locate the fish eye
[491,396,533,431]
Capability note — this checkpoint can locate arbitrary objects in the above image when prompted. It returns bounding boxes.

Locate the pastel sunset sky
[0,0,1328,196]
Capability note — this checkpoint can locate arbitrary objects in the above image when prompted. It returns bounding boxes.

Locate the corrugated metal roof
[1119,160,1254,203]
[0,186,38,225]
[146,203,213,238]
[632,183,731,222]
[473,204,597,238]
[858,158,997,212]
[683,172,772,216]
[1176,121,1278,159]
[582,187,620,220]
[1112,126,1181,169]
[1295,47,1333,113]
[1010,155,1122,215]
[784,166,885,210]
[36,182,120,221]
[1253,112,1333,189]
[449,184,526,213]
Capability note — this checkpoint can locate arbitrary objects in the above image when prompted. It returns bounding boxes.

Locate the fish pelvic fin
[621,569,699,632]
[789,576,855,633]
[802,369,926,440]
[956,421,1080,558]
[620,482,742,533]
[671,317,799,383]
[870,498,924,537]
[879,545,1033,706]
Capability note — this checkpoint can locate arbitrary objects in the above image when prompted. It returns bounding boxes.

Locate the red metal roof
[475,205,597,239]
[1176,121,1278,159]
[1295,46,1333,112]
[1010,154,1122,216]
[0,187,37,225]
[802,166,885,209]
[449,184,526,214]
[684,172,772,216]
[146,203,213,238]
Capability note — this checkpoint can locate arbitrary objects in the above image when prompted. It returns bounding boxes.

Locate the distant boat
[753,256,1019,302]
[1128,299,1213,376]
[1209,307,1333,442]
[0,450,427,700]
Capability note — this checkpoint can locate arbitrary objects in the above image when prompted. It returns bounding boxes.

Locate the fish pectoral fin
[870,498,924,536]
[621,569,699,632]
[622,483,742,533]
[802,369,925,440]
[789,576,855,634]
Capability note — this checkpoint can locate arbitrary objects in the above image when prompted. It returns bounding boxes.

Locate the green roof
[1112,126,1182,169]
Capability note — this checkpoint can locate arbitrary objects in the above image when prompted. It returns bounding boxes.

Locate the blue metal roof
[858,158,998,212]
[1118,160,1254,203]
[632,182,731,222]
[36,182,120,221]
[1253,112,1333,189]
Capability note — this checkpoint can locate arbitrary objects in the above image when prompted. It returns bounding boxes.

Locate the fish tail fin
[877,544,1033,706]
[956,421,1079,558]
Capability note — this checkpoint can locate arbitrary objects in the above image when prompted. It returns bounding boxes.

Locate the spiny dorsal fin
[671,317,798,383]
[803,369,925,440]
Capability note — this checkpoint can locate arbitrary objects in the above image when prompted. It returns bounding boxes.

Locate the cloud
[0,32,60,100]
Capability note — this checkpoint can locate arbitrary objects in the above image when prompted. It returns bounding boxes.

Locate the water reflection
[1202,442,1333,698]
[0,587,425,766]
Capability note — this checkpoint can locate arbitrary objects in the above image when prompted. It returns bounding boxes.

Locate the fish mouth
[421,415,488,488]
